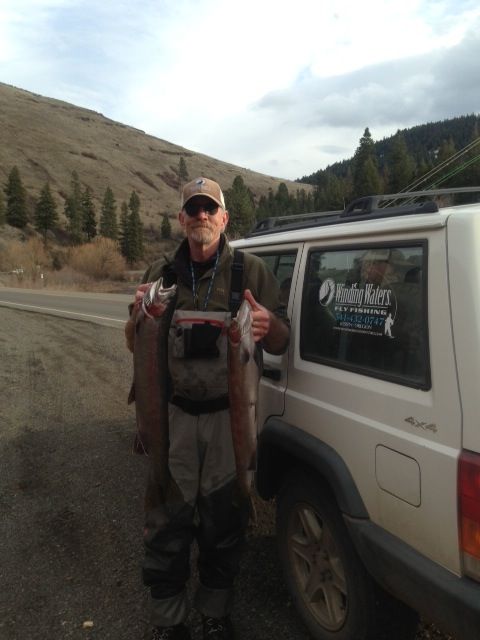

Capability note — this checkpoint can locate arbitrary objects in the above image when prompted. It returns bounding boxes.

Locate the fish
[130,277,182,508]
[228,298,262,499]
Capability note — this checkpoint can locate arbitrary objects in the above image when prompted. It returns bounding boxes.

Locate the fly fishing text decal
[319,278,397,338]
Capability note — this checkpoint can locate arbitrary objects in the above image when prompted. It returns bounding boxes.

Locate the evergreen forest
[299,114,480,212]
[2,114,480,260]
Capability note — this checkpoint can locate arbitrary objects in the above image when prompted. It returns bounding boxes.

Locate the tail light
[458,450,480,581]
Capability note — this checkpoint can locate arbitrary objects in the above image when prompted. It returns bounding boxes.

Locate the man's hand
[125,283,151,353]
[243,289,271,342]
[243,289,289,354]
[134,283,151,311]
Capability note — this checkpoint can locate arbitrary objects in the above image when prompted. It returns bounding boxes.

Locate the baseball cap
[362,248,411,265]
[181,177,225,210]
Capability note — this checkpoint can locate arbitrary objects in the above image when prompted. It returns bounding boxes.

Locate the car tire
[276,470,418,640]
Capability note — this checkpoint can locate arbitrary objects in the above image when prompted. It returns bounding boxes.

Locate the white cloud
[1,0,480,179]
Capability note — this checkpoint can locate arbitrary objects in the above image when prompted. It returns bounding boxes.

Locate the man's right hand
[134,283,151,311]
[125,283,151,353]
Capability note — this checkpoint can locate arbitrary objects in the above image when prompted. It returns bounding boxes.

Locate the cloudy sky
[1,0,479,179]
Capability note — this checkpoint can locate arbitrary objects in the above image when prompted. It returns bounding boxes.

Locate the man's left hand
[243,289,271,342]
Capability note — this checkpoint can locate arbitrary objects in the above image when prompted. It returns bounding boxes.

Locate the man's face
[361,259,390,284]
[179,196,228,247]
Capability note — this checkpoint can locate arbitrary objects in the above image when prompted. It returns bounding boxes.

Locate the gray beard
[189,226,217,245]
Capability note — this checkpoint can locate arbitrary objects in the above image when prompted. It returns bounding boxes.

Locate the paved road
[0,287,132,328]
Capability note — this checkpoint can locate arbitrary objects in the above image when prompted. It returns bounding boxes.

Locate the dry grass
[0,237,50,280]
[68,237,126,280]
[0,82,314,232]
[0,232,134,292]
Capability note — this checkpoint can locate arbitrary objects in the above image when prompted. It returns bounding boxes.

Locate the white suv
[232,188,480,640]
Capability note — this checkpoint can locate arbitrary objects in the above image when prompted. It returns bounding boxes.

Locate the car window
[254,251,297,304]
[300,243,430,389]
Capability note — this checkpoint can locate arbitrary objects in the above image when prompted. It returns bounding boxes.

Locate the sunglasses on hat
[184,201,219,217]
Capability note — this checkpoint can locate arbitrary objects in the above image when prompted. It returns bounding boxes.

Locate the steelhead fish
[131,277,182,508]
[228,298,261,498]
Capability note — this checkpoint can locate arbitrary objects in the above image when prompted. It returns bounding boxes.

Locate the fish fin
[241,349,250,364]
[127,381,135,404]
[133,433,149,455]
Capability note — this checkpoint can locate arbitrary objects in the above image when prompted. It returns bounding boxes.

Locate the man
[125,177,289,640]
[360,248,404,287]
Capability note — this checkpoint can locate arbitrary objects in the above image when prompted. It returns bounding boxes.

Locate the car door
[247,242,303,429]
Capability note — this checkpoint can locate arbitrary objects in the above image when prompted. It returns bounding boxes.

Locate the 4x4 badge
[405,416,438,433]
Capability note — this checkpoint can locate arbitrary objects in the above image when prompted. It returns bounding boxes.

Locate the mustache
[192,223,213,229]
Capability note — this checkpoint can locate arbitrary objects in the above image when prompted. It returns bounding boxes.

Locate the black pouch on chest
[183,322,222,359]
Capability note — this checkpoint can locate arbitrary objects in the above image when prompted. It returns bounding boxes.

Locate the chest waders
[143,249,251,627]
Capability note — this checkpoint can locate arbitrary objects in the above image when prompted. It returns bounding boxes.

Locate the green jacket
[141,234,287,320]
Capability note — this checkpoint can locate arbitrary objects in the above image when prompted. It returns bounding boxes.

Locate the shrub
[68,237,126,280]
[0,237,49,279]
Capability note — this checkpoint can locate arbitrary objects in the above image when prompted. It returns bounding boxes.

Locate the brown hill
[0,82,312,230]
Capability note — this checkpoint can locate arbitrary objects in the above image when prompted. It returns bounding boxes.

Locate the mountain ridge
[0,81,312,227]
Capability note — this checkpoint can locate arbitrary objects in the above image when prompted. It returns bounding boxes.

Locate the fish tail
[248,495,258,525]
[127,381,135,404]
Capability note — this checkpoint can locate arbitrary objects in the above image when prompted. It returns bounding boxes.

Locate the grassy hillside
[0,82,312,230]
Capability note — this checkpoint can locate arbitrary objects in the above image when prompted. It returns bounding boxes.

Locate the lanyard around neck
[190,250,220,311]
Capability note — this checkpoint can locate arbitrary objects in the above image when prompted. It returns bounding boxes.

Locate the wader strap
[161,250,243,312]
[162,263,177,288]
[171,394,229,415]
[229,249,244,315]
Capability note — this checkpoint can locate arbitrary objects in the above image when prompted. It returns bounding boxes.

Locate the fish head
[142,278,177,317]
[229,298,253,341]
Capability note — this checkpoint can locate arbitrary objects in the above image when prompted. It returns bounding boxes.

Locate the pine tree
[437,137,456,163]
[224,176,255,237]
[178,157,189,184]
[295,188,315,214]
[465,123,480,188]
[34,183,58,241]
[452,123,480,197]
[352,128,382,199]
[99,186,118,239]
[275,182,291,215]
[387,133,415,193]
[5,166,28,228]
[125,191,144,264]
[161,213,172,239]
[119,201,130,259]
[81,187,97,241]
[0,190,5,226]
[316,173,346,211]
[64,170,83,243]
[256,194,270,220]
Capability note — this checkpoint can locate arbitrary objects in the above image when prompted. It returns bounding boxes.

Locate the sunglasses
[184,201,219,217]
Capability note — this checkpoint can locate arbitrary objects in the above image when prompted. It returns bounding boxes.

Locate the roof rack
[247,186,480,237]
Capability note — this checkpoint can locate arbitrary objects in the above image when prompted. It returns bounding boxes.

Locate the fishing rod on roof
[381,135,480,208]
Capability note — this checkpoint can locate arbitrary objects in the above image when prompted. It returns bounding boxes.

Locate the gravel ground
[0,308,455,640]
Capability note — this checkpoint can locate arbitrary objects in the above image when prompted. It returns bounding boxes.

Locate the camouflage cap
[181,177,225,210]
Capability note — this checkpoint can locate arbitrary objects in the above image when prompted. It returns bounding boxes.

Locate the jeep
[232,187,480,640]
